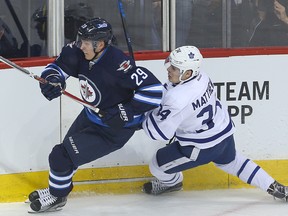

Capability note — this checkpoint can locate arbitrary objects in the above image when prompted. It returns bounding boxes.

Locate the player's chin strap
[178,71,198,85]
[89,46,106,70]
[88,45,109,70]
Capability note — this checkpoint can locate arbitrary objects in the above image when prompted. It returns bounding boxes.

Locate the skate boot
[29,193,67,213]
[28,188,50,203]
[143,179,183,195]
[267,181,288,201]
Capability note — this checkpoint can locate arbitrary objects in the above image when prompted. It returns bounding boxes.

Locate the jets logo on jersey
[79,74,101,105]
[117,60,132,72]
[80,82,93,99]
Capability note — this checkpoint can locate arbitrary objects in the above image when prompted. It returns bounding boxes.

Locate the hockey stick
[0,56,104,116]
[117,0,135,63]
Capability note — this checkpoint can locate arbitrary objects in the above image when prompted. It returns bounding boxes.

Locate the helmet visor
[76,34,99,49]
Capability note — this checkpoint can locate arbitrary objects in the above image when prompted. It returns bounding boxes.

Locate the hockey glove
[102,103,133,129]
[39,70,66,101]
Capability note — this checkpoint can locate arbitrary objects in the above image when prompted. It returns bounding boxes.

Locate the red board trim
[1,47,288,69]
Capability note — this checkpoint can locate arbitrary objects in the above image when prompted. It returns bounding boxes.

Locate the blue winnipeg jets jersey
[43,43,163,127]
[142,71,235,149]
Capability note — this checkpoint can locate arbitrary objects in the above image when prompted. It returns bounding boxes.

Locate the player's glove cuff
[102,103,134,129]
[40,70,66,101]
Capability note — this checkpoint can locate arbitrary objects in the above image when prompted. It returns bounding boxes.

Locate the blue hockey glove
[40,70,66,101]
[102,103,133,129]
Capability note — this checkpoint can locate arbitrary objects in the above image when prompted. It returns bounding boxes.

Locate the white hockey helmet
[165,46,203,82]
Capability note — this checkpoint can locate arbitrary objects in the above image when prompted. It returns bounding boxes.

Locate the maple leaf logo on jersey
[81,82,93,99]
[117,60,132,72]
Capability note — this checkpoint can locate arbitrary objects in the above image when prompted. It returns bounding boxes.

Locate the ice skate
[143,179,183,195]
[267,181,288,201]
[26,188,50,203]
[28,193,67,213]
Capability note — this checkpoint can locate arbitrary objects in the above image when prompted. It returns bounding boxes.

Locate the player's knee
[214,152,247,175]
[149,154,162,176]
[49,144,74,172]
[148,153,170,174]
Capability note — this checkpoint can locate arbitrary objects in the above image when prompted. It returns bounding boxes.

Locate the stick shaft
[118,0,135,62]
[0,56,102,115]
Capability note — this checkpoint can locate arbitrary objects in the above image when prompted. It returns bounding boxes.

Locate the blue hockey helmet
[76,17,114,49]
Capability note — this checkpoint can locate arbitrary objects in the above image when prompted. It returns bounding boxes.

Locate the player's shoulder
[108,45,126,55]
[164,72,211,109]
[128,65,152,74]
[55,42,84,67]
[106,46,131,62]
[58,42,83,61]
[61,42,83,55]
[185,71,211,93]
[163,83,191,110]
[102,46,135,72]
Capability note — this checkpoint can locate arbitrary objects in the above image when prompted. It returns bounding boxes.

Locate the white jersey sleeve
[142,71,235,149]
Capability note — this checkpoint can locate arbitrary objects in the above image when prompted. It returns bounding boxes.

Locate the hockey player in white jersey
[142,45,288,201]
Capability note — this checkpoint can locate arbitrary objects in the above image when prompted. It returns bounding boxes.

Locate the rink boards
[1,55,288,202]
[0,160,288,202]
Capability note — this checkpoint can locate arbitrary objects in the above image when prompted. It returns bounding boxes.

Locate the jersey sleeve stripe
[133,93,162,106]
[138,84,163,92]
[45,63,69,79]
[145,118,157,140]
[147,112,169,140]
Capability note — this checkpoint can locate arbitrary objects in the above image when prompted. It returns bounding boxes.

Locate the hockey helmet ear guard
[165,46,203,82]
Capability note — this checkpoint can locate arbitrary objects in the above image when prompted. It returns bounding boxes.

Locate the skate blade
[24,199,31,204]
[28,207,63,214]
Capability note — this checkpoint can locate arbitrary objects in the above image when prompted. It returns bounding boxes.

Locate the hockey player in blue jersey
[142,46,288,201]
[27,17,163,213]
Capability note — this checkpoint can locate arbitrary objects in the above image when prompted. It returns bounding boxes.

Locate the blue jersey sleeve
[53,42,83,78]
[121,66,163,115]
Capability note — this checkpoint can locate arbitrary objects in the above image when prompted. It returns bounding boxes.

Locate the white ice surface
[0,188,286,216]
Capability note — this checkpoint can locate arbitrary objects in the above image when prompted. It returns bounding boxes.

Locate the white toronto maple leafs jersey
[142,71,235,149]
